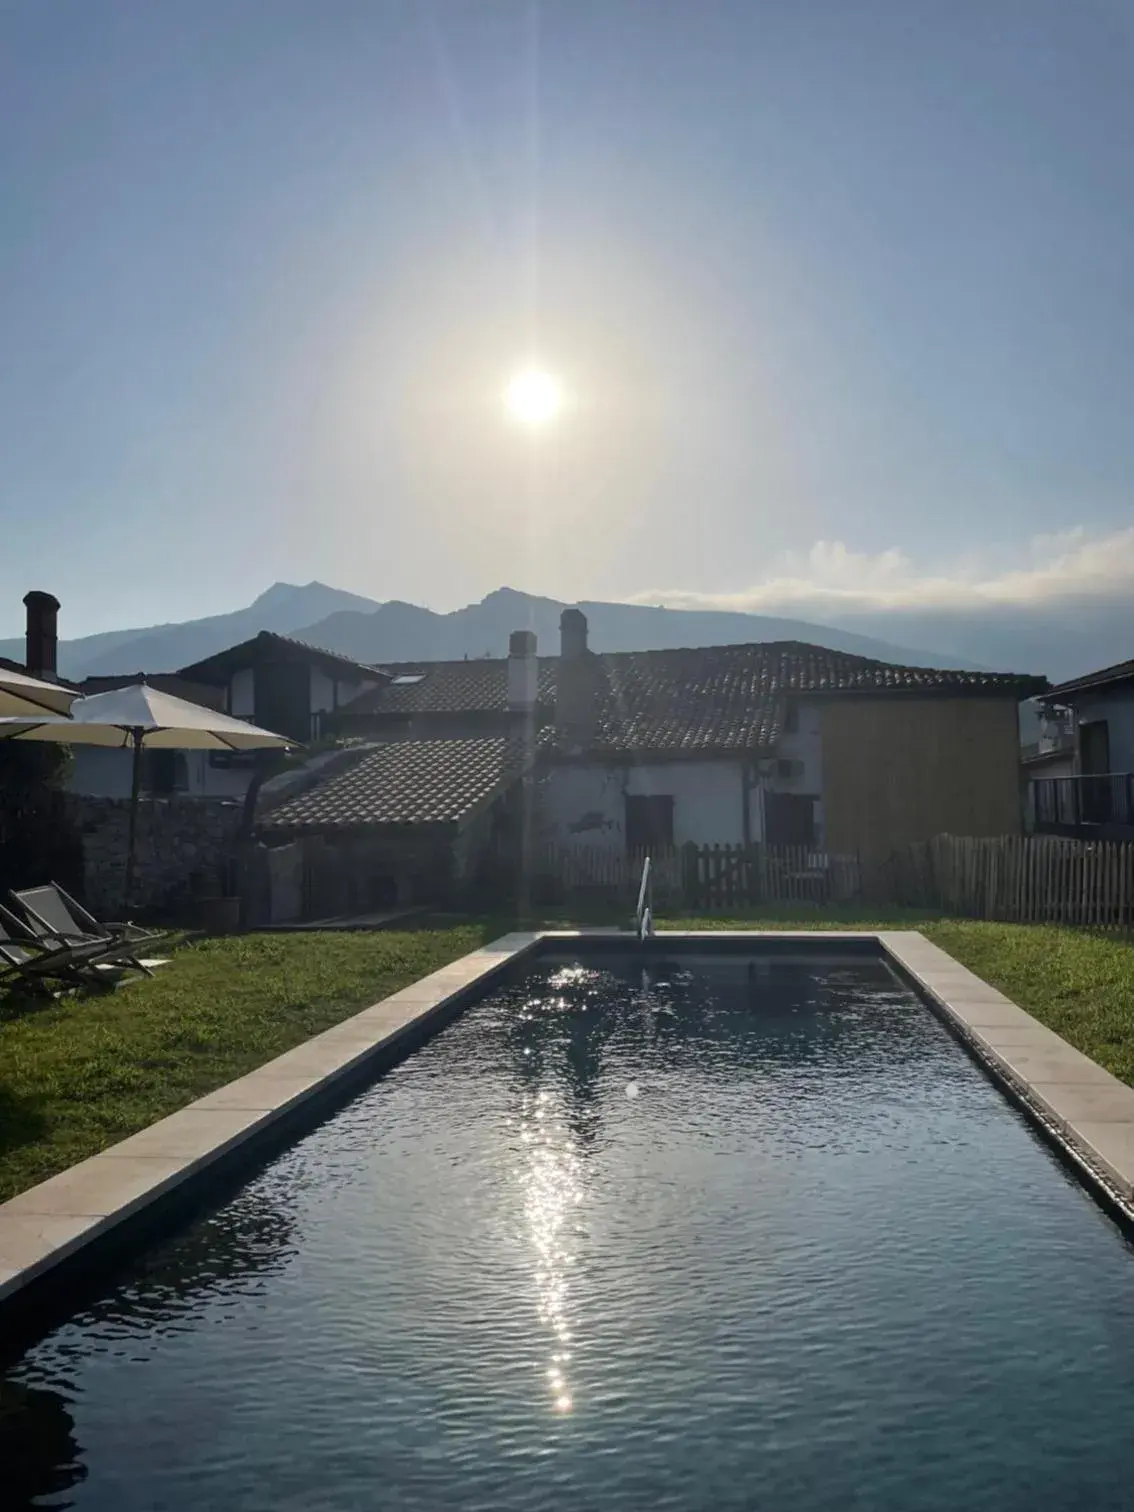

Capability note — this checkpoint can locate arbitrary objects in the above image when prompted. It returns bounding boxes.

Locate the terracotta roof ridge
[374,639,1040,680]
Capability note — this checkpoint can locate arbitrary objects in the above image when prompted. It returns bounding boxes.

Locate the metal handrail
[635,854,654,940]
[1031,772,1134,831]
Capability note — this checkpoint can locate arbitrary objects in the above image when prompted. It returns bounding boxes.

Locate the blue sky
[3,0,1134,637]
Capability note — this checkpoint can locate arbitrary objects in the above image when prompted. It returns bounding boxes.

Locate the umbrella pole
[124,730,142,917]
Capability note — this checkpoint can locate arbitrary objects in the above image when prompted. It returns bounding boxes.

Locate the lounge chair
[0,904,114,993]
[9,883,164,980]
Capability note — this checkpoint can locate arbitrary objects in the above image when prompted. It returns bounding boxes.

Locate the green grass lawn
[2,910,1133,1203]
[0,923,497,1202]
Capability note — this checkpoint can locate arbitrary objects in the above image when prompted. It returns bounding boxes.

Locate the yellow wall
[820,698,1022,859]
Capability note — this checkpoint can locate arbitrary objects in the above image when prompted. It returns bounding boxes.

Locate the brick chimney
[556,608,598,748]
[507,630,539,711]
[24,590,60,680]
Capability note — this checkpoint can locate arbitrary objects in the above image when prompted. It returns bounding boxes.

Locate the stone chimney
[556,608,598,748]
[560,607,588,660]
[24,590,60,680]
[507,630,539,711]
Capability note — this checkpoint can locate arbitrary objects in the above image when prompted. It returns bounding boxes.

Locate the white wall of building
[310,668,335,716]
[229,668,255,717]
[69,747,253,800]
[763,700,826,846]
[331,673,380,710]
[1072,692,1134,772]
[194,755,257,799]
[309,669,381,732]
[543,702,827,852]
[544,760,747,851]
[68,748,135,799]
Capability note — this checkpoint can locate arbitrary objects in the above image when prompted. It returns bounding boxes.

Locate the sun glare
[504,368,563,426]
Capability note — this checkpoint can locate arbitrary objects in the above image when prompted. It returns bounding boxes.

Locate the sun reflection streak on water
[520,1082,585,1417]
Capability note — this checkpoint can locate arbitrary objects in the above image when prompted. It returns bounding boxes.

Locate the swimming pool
[5,948,1134,1509]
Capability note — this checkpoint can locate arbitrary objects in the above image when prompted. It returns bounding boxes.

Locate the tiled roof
[342,658,558,716]
[586,647,781,755]
[338,640,1047,756]
[178,631,386,684]
[260,736,531,832]
[581,643,1046,755]
[1044,656,1134,700]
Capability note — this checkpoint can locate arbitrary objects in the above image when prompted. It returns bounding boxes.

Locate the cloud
[628,526,1134,616]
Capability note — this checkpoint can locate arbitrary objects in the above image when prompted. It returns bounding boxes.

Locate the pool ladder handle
[635,855,655,941]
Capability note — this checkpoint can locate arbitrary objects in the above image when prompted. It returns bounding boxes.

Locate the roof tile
[339,640,1046,756]
[344,659,557,715]
[261,736,531,832]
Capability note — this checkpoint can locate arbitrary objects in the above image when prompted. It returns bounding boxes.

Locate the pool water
[5,952,1134,1509]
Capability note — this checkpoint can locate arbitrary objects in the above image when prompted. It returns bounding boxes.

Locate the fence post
[681,842,698,910]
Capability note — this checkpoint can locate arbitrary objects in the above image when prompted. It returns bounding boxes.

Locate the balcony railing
[1031,773,1134,833]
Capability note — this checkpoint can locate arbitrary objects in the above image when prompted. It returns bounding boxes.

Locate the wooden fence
[538,845,684,906]
[888,833,1134,928]
[540,843,863,912]
[543,834,1134,928]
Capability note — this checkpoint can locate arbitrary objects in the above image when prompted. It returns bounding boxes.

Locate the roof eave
[257,817,461,839]
[801,680,1049,700]
[178,632,388,686]
[542,742,777,766]
[1042,670,1134,702]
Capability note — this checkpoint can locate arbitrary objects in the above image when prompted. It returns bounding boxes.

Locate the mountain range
[0,583,985,681]
[0,580,1125,684]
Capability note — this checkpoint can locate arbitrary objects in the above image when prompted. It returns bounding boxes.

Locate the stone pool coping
[2,927,1133,1311]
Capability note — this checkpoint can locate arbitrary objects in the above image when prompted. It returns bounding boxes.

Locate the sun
[504,367,563,426]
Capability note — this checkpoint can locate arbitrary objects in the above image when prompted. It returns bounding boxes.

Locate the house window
[143,750,188,796]
[209,750,258,771]
[625,794,674,852]
[764,791,817,847]
[783,704,799,734]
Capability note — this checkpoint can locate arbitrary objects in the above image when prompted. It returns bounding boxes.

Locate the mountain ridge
[293,588,987,671]
[0,581,994,680]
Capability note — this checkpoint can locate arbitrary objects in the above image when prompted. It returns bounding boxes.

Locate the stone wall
[69,795,244,919]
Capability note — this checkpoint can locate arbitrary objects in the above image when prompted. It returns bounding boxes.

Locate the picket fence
[543,834,1134,928]
[540,843,862,911]
[888,833,1134,928]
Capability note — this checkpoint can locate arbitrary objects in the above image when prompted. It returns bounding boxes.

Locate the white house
[540,611,828,853]
[68,634,387,802]
[328,611,1043,861]
[1031,655,1134,836]
[178,631,387,745]
[535,610,1046,861]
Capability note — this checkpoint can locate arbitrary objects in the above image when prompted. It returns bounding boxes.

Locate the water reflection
[5,1180,300,1498]
[61,1183,299,1346]
[0,1379,86,1510]
[511,966,604,1417]
[505,953,948,1423]
[520,1086,584,1414]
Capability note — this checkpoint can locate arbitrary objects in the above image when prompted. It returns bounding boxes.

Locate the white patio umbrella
[0,666,77,718]
[0,683,292,911]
